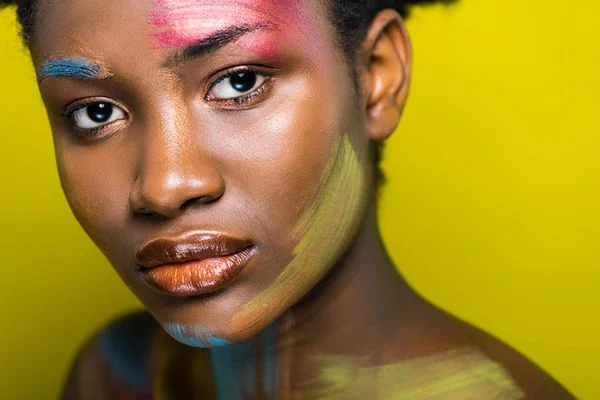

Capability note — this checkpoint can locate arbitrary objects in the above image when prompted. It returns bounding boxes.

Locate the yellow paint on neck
[238,134,366,320]
[297,348,525,399]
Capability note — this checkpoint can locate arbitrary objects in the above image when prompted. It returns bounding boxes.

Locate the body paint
[152,324,218,399]
[297,348,525,399]
[37,58,110,81]
[234,134,366,327]
[96,312,155,398]
[163,322,230,348]
[147,0,313,57]
[210,322,280,399]
[155,322,280,399]
[235,32,279,60]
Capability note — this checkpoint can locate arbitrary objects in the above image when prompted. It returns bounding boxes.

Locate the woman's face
[33,0,372,345]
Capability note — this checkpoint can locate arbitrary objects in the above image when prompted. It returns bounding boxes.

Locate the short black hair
[0,0,35,42]
[1,0,456,190]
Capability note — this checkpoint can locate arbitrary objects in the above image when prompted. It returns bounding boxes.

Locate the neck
[281,198,415,351]
[274,199,418,394]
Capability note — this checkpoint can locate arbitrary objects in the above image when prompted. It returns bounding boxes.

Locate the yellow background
[0,0,598,398]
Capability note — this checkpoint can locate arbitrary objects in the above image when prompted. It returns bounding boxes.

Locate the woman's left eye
[70,102,127,130]
[208,69,267,101]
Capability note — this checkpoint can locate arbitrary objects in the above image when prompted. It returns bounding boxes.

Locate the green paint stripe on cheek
[238,134,366,318]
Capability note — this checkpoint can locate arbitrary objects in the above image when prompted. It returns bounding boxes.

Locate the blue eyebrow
[37,58,108,81]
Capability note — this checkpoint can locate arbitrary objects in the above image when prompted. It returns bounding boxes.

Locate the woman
[1,0,575,398]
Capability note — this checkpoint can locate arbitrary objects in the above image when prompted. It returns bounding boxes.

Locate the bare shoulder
[407,300,577,399]
[60,311,158,400]
[470,328,577,399]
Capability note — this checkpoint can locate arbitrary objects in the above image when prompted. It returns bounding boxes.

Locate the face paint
[297,348,525,399]
[36,58,111,81]
[163,322,230,348]
[235,32,279,60]
[147,0,313,54]
[233,134,367,328]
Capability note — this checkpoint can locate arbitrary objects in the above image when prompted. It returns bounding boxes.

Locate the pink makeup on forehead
[148,0,312,51]
[235,34,279,59]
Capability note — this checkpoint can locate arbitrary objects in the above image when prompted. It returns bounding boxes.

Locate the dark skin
[25,0,575,398]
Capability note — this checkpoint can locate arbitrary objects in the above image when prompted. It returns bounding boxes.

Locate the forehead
[31,0,333,67]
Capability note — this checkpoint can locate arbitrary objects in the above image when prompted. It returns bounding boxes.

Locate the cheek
[274,133,367,288]
[292,135,367,261]
[220,70,361,244]
[56,147,131,258]
[231,132,368,328]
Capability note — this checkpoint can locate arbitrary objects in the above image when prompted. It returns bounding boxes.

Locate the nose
[129,124,225,219]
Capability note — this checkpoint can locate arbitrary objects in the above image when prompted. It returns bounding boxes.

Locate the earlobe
[361,10,412,142]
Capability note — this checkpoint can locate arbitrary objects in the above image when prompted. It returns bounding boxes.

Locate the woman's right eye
[70,102,127,130]
[62,100,129,138]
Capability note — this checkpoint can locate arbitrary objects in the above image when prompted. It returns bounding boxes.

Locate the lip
[135,232,256,297]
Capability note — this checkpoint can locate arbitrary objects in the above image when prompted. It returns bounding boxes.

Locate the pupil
[230,71,256,92]
[87,103,113,123]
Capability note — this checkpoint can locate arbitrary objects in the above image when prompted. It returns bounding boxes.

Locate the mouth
[135,231,256,297]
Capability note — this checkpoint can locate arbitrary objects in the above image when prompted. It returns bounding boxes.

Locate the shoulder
[472,331,577,399]
[60,311,158,400]
[407,301,577,399]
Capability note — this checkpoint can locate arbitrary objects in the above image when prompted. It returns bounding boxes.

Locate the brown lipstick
[136,232,256,297]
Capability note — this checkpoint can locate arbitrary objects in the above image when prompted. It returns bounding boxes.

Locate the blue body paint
[163,321,280,398]
[163,322,230,348]
[210,322,280,400]
[37,58,104,80]
[97,312,155,392]
[207,337,231,347]
[210,333,256,399]
[260,322,279,395]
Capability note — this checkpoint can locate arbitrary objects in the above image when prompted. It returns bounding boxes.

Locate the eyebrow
[161,23,276,69]
[37,58,111,82]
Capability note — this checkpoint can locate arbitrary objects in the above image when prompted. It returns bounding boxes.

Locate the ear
[360,10,412,142]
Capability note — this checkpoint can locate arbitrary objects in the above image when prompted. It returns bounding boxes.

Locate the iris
[230,71,256,92]
[87,103,113,123]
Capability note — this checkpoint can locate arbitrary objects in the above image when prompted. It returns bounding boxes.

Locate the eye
[208,69,267,101]
[70,102,126,130]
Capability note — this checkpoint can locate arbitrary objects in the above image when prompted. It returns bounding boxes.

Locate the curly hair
[0,0,456,190]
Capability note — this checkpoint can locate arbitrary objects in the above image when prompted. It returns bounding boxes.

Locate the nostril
[137,207,154,215]
[197,195,211,203]
[179,194,216,211]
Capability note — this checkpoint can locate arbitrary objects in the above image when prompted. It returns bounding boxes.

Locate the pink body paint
[235,34,279,59]
[148,0,313,58]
